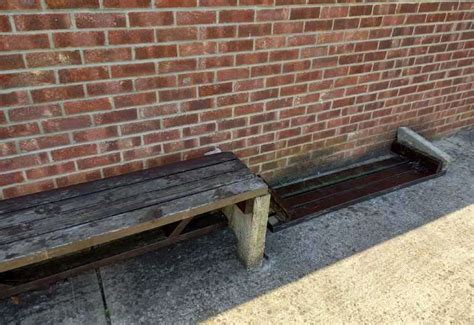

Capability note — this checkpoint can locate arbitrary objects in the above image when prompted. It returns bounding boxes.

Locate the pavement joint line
[95,268,112,325]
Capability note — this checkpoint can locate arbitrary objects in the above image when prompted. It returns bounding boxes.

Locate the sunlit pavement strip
[205,205,474,324]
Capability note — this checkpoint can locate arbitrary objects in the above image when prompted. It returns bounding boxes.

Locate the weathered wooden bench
[0,152,270,297]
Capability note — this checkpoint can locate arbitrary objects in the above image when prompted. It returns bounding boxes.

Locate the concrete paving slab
[100,129,474,324]
[0,271,107,325]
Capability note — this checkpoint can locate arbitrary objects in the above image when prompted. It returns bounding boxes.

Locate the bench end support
[224,194,271,269]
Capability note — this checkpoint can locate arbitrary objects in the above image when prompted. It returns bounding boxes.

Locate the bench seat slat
[0,177,268,273]
[0,159,245,233]
[0,166,251,245]
[0,152,236,215]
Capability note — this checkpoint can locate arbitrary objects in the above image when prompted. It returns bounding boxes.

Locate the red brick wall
[0,1,472,199]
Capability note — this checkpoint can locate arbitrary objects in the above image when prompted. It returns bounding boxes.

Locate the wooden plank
[274,156,406,198]
[284,163,413,208]
[0,166,253,245]
[0,177,268,272]
[0,152,237,215]
[289,169,432,218]
[0,159,245,233]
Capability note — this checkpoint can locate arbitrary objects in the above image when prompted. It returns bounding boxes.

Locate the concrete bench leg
[223,194,271,268]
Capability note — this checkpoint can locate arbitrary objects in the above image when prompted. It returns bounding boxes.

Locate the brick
[31,85,84,103]
[114,92,157,108]
[0,34,49,51]
[219,10,254,23]
[20,134,70,153]
[159,88,196,102]
[217,68,249,81]
[287,35,317,46]
[0,0,41,10]
[78,153,121,170]
[158,59,196,73]
[103,161,143,178]
[0,123,40,140]
[290,7,320,20]
[199,55,234,69]
[84,48,132,63]
[76,13,126,28]
[156,0,196,7]
[135,45,177,59]
[0,91,29,107]
[251,63,281,77]
[201,26,236,39]
[349,5,373,17]
[163,114,198,128]
[0,142,17,157]
[255,36,286,50]
[156,27,198,42]
[0,15,10,32]
[177,11,216,25]
[3,180,56,199]
[238,23,271,37]
[200,108,232,121]
[87,80,133,96]
[99,136,141,153]
[14,14,71,31]
[270,49,299,61]
[104,0,151,7]
[9,104,62,122]
[163,139,197,153]
[182,123,215,137]
[42,116,91,133]
[321,7,348,18]
[178,72,214,86]
[257,9,289,21]
[74,126,118,142]
[242,0,273,4]
[179,42,216,56]
[267,75,294,87]
[0,71,55,89]
[54,32,105,48]
[200,0,237,6]
[219,40,253,53]
[0,54,24,70]
[111,63,156,78]
[217,93,248,107]
[0,111,6,124]
[52,144,97,161]
[26,51,81,68]
[55,170,102,188]
[305,19,333,32]
[136,75,177,90]
[273,21,304,34]
[94,109,138,125]
[0,171,24,186]
[236,52,268,65]
[199,82,233,97]
[59,67,109,83]
[121,119,161,135]
[64,98,112,115]
[129,12,174,26]
[45,0,99,8]
[251,88,279,101]
[180,98,213,111]
[0,152,49,173]
[26,162,75,180]
[109,29,154,45]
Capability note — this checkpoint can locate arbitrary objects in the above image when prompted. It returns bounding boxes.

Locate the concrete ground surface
[0,129,473,324]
